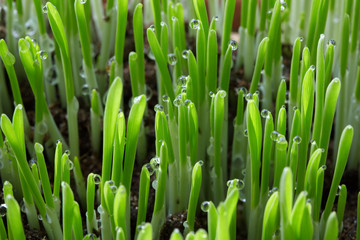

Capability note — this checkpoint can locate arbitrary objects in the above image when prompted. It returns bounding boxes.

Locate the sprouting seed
[167,53,177,65]
[182,50,189,59]
[93,174,101,184]
[229,40,238,51]
[293,136,302,144]
[154,104,164,112]
[201,201,210,212]
[189,19,200,30]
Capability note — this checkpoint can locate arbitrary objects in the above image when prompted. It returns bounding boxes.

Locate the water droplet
[38,50,48,60]
[181,87,187,94]
[268,187,278,196]
[145,163,155,175]
[65,150,71,156]
[293,136,302,144]
[310,65,315,71]
[177,75,188,86]
[80,0,87,3]
[66,159,74,170]
[162,95,169,102]
[201,201,210,212]
[218,90,227,98]
[173,98,181,107]
[154,104,164,112]
[150,157,160,170]
[145,85,153,101]
[110,185,117,193]
[167,53,177,65]
[271,131,280,141]
[321,165,327,170]
[209,91,215,98]
[0,204,7,217]
[46,65,58,85]
[42,5,48,13]
[38,121,48,135]
[189,19,200,30]
[245,93,253,101]
[261,109,270,119]
[243,129,248,137]
[86,233,97,240]
[184,99,191,107]
[149,25,155,32]
[319,148,325,153]
[293,106,298,111]
[214,16,219,22]
[207,144,214,156]
[20,200,26,213]
[183,221,189,228]
[29,158,37,168]
[25,19,36,36]
[93,174,101,184]
[12,24,22,38]
[229,40,238,51]
[152,180,158,190]
[336,185,341,196]
[310,139,317,148]
[198,160,204,166]
[81,84,89,96]
[35,143,44,153]
[38,214,43,221]
[328,39,336,46]
[171,16,177,22]
[299,37,304,42]
[182,50,189,59]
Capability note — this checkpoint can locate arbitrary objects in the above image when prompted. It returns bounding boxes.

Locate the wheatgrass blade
[47,2,79,157]
[186,161,202,232]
